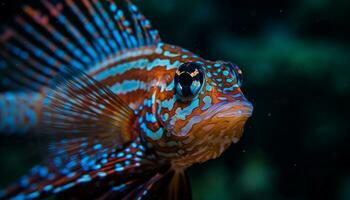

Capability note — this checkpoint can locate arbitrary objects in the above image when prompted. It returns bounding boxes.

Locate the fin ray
[121,169,192,200]
[0,0,161,91]
[1,139,160,199]
[40,66,137,145]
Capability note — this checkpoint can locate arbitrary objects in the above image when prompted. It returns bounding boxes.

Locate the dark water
[1,0,350,199]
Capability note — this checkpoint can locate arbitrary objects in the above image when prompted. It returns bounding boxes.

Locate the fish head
[141,45,253,166]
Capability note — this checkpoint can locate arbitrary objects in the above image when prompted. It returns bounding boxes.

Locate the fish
[0,0,253,199]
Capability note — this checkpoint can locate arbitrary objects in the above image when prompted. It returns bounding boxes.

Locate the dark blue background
[1,0,350,199]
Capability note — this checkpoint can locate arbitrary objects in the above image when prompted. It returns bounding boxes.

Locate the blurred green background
[1,0,350,199]
[138,0,350,199]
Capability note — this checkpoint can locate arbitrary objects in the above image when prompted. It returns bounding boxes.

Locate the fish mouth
[172,99,253,163]
[204,100,253,119]
[178,99,253,136]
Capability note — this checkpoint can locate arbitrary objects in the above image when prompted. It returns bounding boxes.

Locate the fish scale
[0,0,253,199]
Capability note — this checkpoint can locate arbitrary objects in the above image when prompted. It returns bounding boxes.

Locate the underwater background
[0,0,349,199]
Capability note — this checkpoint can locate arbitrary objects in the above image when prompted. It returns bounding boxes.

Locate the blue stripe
[5,44,56,82]
[73,1,110,56]
[95,1,123,51]
[26,191,39,199]
[140,123,163,140]
[110,80,147,94]
[56,14,98,60]
[202,96,212,110]
[145,112,157,123]
[94,58,181,82]
[161,96,176,110]
[89,4,117,53]
[77,174,92,183]
[94,59,148,81]
[172,98,199,121]
[22,22,89,66]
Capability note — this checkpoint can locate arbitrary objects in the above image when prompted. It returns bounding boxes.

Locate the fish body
[0,0,253,199]
[88,43,252,168]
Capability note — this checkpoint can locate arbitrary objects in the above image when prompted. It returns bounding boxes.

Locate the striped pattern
[120,47,254,168]
[0,0,161,134]
[0,0,160,91]
[0,0,254,199]
[2,138,161,199]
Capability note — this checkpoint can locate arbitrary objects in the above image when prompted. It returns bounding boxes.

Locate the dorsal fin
[0,0,161,91]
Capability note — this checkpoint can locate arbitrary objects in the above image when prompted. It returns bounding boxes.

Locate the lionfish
[0,0,253,199]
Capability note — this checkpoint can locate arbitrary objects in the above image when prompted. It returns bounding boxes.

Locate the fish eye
[174,62,205,101]
[228,63,243,87]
